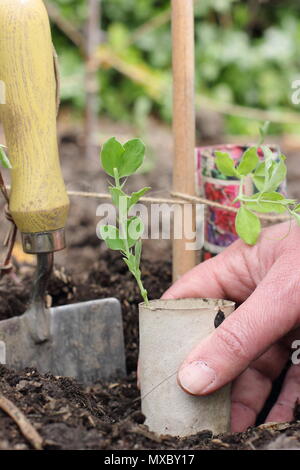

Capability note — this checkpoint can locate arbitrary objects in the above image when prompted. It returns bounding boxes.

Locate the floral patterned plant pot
[196,144,287,260]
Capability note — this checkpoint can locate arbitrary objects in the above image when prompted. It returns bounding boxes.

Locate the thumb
[177,259,300,396]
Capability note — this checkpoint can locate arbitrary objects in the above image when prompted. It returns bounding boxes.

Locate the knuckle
[215,324,250,363]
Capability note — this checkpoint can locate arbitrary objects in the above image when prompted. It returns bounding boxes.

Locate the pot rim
[139,298,235,311]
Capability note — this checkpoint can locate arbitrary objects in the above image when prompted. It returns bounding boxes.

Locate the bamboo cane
[172,0,197,281]
[85,0,101,160]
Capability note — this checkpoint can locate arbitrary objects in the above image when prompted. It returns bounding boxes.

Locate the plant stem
[135,272,149,306]
[233,177,244,204]
[239,197,291,205]
[113,167,149,306]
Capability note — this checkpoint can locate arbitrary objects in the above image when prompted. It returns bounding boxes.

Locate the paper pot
[139,298,235,437]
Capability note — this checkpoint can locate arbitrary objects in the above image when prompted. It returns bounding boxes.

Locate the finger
[231,344,289,432]
[177,257,300,396]
[231,368,272,432]
[266,364,300,423]
[163,240,258,303]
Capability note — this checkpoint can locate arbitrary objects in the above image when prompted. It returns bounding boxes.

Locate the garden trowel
[0,0,126,384]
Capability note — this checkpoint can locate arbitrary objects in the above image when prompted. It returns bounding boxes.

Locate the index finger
[163,240,257,303]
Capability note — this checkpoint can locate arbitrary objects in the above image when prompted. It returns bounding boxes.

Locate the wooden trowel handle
[0,0,69,251]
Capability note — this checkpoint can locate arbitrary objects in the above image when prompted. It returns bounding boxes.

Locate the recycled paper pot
[139,298,235,437]
[196,145,287,259]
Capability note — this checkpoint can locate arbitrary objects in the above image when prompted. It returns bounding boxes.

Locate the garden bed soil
[0,251,299,451]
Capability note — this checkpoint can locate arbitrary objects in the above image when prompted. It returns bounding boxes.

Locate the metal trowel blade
[0,298,126,385]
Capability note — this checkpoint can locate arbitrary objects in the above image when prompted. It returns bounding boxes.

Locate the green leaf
[0,146,11,169]
[253,155,287,193]
[99,225,125,251]
[245,192,287,214]
[100,137,146,178]
[126,216,144,248]
[100,137,124,177]
[128,187,151,209]
[235,206,261,245]
[109,187,129,209]
[237,147,259,176]
[264,158,286,192]
[252,162,266,191]
[215,151,239,178]
[119,139,146,177]
[262,146,275,167]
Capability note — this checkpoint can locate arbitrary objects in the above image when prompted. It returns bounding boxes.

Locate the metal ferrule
[21,228,66,254]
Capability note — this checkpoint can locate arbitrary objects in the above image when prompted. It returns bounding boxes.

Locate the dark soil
[1,364,300,451]
[0,251,299,450]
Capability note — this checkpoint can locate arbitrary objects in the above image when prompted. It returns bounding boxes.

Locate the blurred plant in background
[48,0,300,135]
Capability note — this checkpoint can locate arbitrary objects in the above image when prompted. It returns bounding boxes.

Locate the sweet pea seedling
[215,123,300,245]
[100,137,150,305]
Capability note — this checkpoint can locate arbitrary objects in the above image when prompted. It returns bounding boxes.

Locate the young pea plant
[99,137,150,306]
[215,122,300,245]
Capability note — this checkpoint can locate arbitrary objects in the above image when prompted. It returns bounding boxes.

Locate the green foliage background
[50,0,300,134]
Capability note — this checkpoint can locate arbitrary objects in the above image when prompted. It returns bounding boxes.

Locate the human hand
[163,222,300,432]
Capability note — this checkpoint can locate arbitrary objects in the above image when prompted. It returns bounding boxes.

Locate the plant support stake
[172,0,197,281]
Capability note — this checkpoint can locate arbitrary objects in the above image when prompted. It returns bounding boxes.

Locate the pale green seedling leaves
[253,157,286,193]
[100,225,125,251]
[127,216,144,248]
[120,139,146,177]
[109,187,129,208]
[244,192,292,214]
[237,147,259,176]
[215,151,239,178]
[109,186,150,210]
[101,137,124,177]
[264,157,286,192]
[262,146,275,169]
[258,147,285,192]
[235,207,261,245]
[100,137,145,178]
[128,187,151,209]
[0,145,11,169]
[253,162,266,191]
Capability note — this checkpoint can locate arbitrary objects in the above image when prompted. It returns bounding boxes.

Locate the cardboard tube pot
[139,298,235,437]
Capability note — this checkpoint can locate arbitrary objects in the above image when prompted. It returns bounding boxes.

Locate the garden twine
[67,188,290,222]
